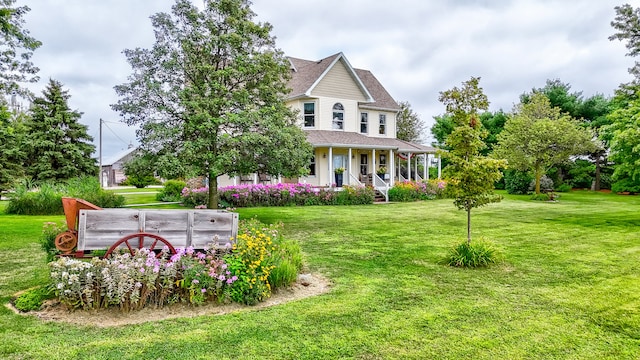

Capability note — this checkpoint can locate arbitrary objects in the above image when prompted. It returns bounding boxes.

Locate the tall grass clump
[5,177,124,215]
[444,240,502,268]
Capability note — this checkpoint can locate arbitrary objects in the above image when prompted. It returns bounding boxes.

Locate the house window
[309,155,316,176]
[379,114,386,135]
[304,102,315,127]
[360,112,368,133]
[379,154,387,167]
[332,103,344,130]
[360,154,368,175]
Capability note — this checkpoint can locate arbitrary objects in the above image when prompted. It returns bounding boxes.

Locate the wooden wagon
[54,198,239,258]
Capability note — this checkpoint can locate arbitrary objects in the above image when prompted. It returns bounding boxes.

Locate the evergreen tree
[25,79,96,181]
[0,102,24,191]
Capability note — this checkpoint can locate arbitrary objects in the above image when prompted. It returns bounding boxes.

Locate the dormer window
[332,103,344,130]
[303,102,315,127]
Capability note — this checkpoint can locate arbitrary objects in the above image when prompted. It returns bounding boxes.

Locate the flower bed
[48,219,301,310]
[388,179,449,202]
[182,183,375,208]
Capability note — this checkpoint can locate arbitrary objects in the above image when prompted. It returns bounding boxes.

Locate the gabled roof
[288,52,400,111]
[102,146,138,166]
[305,130,436,153]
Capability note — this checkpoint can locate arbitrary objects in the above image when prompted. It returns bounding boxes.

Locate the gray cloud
[19,0,640,157]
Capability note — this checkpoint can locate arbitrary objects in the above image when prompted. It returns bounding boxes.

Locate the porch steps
[373,189,387,203]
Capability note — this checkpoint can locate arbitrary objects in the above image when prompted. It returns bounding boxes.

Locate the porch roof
[305,130,438,154]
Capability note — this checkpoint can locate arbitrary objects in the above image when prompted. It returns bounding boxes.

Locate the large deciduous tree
[0,0,40,96]
[25,79,96,181]
[607,4,640,193]
[493,93,594,194]
[439,77,505,244]
[112,0,312,208]
[396,101,426,143]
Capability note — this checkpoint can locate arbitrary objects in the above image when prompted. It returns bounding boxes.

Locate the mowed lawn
[0,191,639,359]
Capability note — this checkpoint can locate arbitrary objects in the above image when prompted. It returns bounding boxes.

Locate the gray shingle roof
[305,130,437,153]
[287,53,400,111]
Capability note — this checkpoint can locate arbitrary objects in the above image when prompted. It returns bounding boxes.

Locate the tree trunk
[207,171,218,209]
[594,154,601,191]
[467,207,471,245]
[535,165,542,194]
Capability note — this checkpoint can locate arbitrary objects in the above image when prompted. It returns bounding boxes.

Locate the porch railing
[349,173,363,187]
[373,173,389,202]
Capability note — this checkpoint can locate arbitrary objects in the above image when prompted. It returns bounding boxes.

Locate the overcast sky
[21,0,640,160]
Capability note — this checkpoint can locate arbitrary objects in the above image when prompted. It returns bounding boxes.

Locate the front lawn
[1,191,639,359]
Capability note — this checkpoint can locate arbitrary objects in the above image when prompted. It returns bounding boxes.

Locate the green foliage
[5,177,124,215]
[529,175,554,193]
[611,178,640,194]
[555,183,572,192]
[13,286,53,312]
[333,185,375,205]
[530,193,552,201]
[610,4,640,78]
[444,240,502,268]
[493,93,595,194]
[439,77,505,243]
[567,159,595,189]
[156,180,187,202]
[39,221,65,262]
[504,170,533,194]
[396,101,426,143]
[0,0,42,97]
[122,154,161,188]
[388,179,449,202]
[504,171,533,194]
[112,0,312,208]
[23,79,96,182]
[0,105,25,192]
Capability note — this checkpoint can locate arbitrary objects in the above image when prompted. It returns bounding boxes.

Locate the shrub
[334,185,375,205]
[120,175,160,188]
[555,183,572,193]
[388,180,448,202]
[156,180,187,202]
[6,181,63,215]
[530,193,551,201]
[40,221,67,262]
[13,286,54,312]
[611,178,640,194]
[504,170,533,195]
[183,183,374,208]
[529,175,554,193]
[5,177,124,215]
[444,240,502,268]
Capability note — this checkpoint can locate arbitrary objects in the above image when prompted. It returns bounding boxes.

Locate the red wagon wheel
[54,231,78,254]
[104,232,177,258]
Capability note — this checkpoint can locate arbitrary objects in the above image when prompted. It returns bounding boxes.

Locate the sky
[19,0,640,160]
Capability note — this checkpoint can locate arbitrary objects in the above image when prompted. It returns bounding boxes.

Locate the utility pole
[99,118,103,188]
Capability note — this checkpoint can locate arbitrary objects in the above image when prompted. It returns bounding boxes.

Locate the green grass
[1,190,640,359]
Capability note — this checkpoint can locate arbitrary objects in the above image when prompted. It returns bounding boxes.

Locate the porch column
[438,154,442,179]
[407,153,412,181]
[328,147,333,187]
[425,154,430,181]
[423,154,428,181]
[389,149,395,186]
[372,149,376,175]
[348,148,352,185]
[253,173,258,185]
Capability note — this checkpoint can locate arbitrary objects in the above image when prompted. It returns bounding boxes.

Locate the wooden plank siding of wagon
[77,209,239,254]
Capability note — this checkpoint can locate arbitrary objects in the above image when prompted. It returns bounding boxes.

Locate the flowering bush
[388,179,449,202]
[181,183,375,208]
[48,219,303,311]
